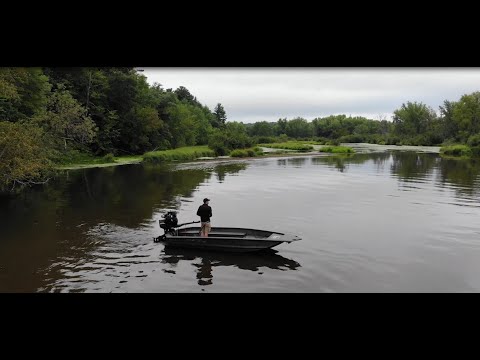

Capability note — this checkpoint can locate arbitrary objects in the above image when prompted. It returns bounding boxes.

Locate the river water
[1,145,479,292]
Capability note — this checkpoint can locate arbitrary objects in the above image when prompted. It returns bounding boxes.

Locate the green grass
[56,151,143,170]
[56,151,103,165]
[319,146,355,154]
[114,155,143,163]
[142,146,215,164]
[440,145,472,157]
[258,142,314,152]
[229,147,264,158]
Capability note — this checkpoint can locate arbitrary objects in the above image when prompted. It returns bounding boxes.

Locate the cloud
[141,68,480,123]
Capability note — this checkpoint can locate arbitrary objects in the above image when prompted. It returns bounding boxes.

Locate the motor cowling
[159,211,178,232]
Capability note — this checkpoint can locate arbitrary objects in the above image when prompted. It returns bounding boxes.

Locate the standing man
[197,198,212,237]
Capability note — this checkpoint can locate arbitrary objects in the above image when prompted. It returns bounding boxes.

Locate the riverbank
[56,146,331,171]
[56,142,446,171]
[57,155,143,170]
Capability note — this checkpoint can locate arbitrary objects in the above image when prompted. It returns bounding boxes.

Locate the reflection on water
[214,163,248,183]
[310,151,480,200]
[161,247,301,286]
[311,152,390,173]
[277,157,308,168]
[1,148,480,292]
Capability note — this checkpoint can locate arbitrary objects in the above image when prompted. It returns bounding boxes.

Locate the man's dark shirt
[197,204,212,222]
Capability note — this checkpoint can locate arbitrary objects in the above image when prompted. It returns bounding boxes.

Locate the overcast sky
[141,68,480,124]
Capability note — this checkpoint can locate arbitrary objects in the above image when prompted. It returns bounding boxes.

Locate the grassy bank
[439,145,480,158]
[142,146,215,164]
[57,143,353,171]
[56,153,142,170]
[258,142,315,152]
[229,147,264,158]
[319,146,355,154]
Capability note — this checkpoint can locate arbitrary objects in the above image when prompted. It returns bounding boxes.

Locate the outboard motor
[155,211,178,242]
[159,211,178,232]
[154,212,199,243]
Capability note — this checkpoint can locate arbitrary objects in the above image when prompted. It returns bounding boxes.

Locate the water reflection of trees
[160,247,301,287]
[311,153,391,173]
[0,162,248,292]
[215,163,247,182]
[390,152,437,181]
[435,158,480,197]
[277,157,308,167]
[310,151,479,197]
[1,162,248,238]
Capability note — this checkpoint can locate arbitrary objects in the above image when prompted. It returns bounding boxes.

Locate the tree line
[0,67,228,190]
[245,96,480,148]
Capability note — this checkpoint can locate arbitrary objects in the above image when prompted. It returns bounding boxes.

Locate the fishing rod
[175,220,200,228]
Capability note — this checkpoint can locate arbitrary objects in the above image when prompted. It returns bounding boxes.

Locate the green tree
[276,118,288,135]
[207,122,253,155]
[174,86,200,106]
[285,117,313,138]
[166,103,198,148]
[213,103,227,128]
[250,121,275,137]
[439,100,458,141]
[452,92,480,142]
[0,122,53,192]
[33,86,97,152]
[0,68,51,122]
[393,102,437,137]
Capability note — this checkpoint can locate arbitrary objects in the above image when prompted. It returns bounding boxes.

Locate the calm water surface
[1,145,480,292]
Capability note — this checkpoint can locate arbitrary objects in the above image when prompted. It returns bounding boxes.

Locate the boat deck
[179,230,247,238]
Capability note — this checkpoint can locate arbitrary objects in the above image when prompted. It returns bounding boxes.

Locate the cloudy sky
[141,68,480,123]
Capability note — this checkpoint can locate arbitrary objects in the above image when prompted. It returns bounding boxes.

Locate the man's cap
[203,198,210,202]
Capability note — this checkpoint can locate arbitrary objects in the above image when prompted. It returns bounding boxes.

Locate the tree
[207,122,253,155]
[439,100,457,140]
[250,121,275,137]
[0,68,51,122]
[166,103,198,148]
[0,122,53,192]
[276,118,288,135]
[393,102,437,137]
[213,103,227,128]
[174,86,198,105]
[452,92,480,142]
[285,117,313,138]
[34,86,97,152]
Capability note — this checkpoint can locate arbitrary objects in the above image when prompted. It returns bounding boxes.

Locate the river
[1,145,479,292]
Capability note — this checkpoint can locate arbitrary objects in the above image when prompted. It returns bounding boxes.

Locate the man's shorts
[201,221,211,233]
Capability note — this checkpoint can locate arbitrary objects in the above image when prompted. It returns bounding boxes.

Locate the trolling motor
[154,211,200,242]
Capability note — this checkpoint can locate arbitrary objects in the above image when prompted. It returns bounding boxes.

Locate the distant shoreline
[56,150,329,171]
[56,143,444,171]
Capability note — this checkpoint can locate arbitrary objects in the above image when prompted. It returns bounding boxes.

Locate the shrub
[143,146,215,163]
[471,146,480,157]
[325,139,340,146]
[319,146,355,154]
[258,142,314,151]
[102,153,115,163]
[338,134,365,143]
[467,134,480,147]
[254,136,277,144]
[440,145,472,157]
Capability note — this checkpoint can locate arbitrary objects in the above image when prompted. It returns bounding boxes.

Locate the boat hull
[158,226,300,252]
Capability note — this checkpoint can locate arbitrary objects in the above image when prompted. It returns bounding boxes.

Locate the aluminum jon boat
[154,211,301,252]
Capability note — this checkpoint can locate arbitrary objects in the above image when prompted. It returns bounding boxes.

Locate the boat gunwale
[166,228,299,243]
